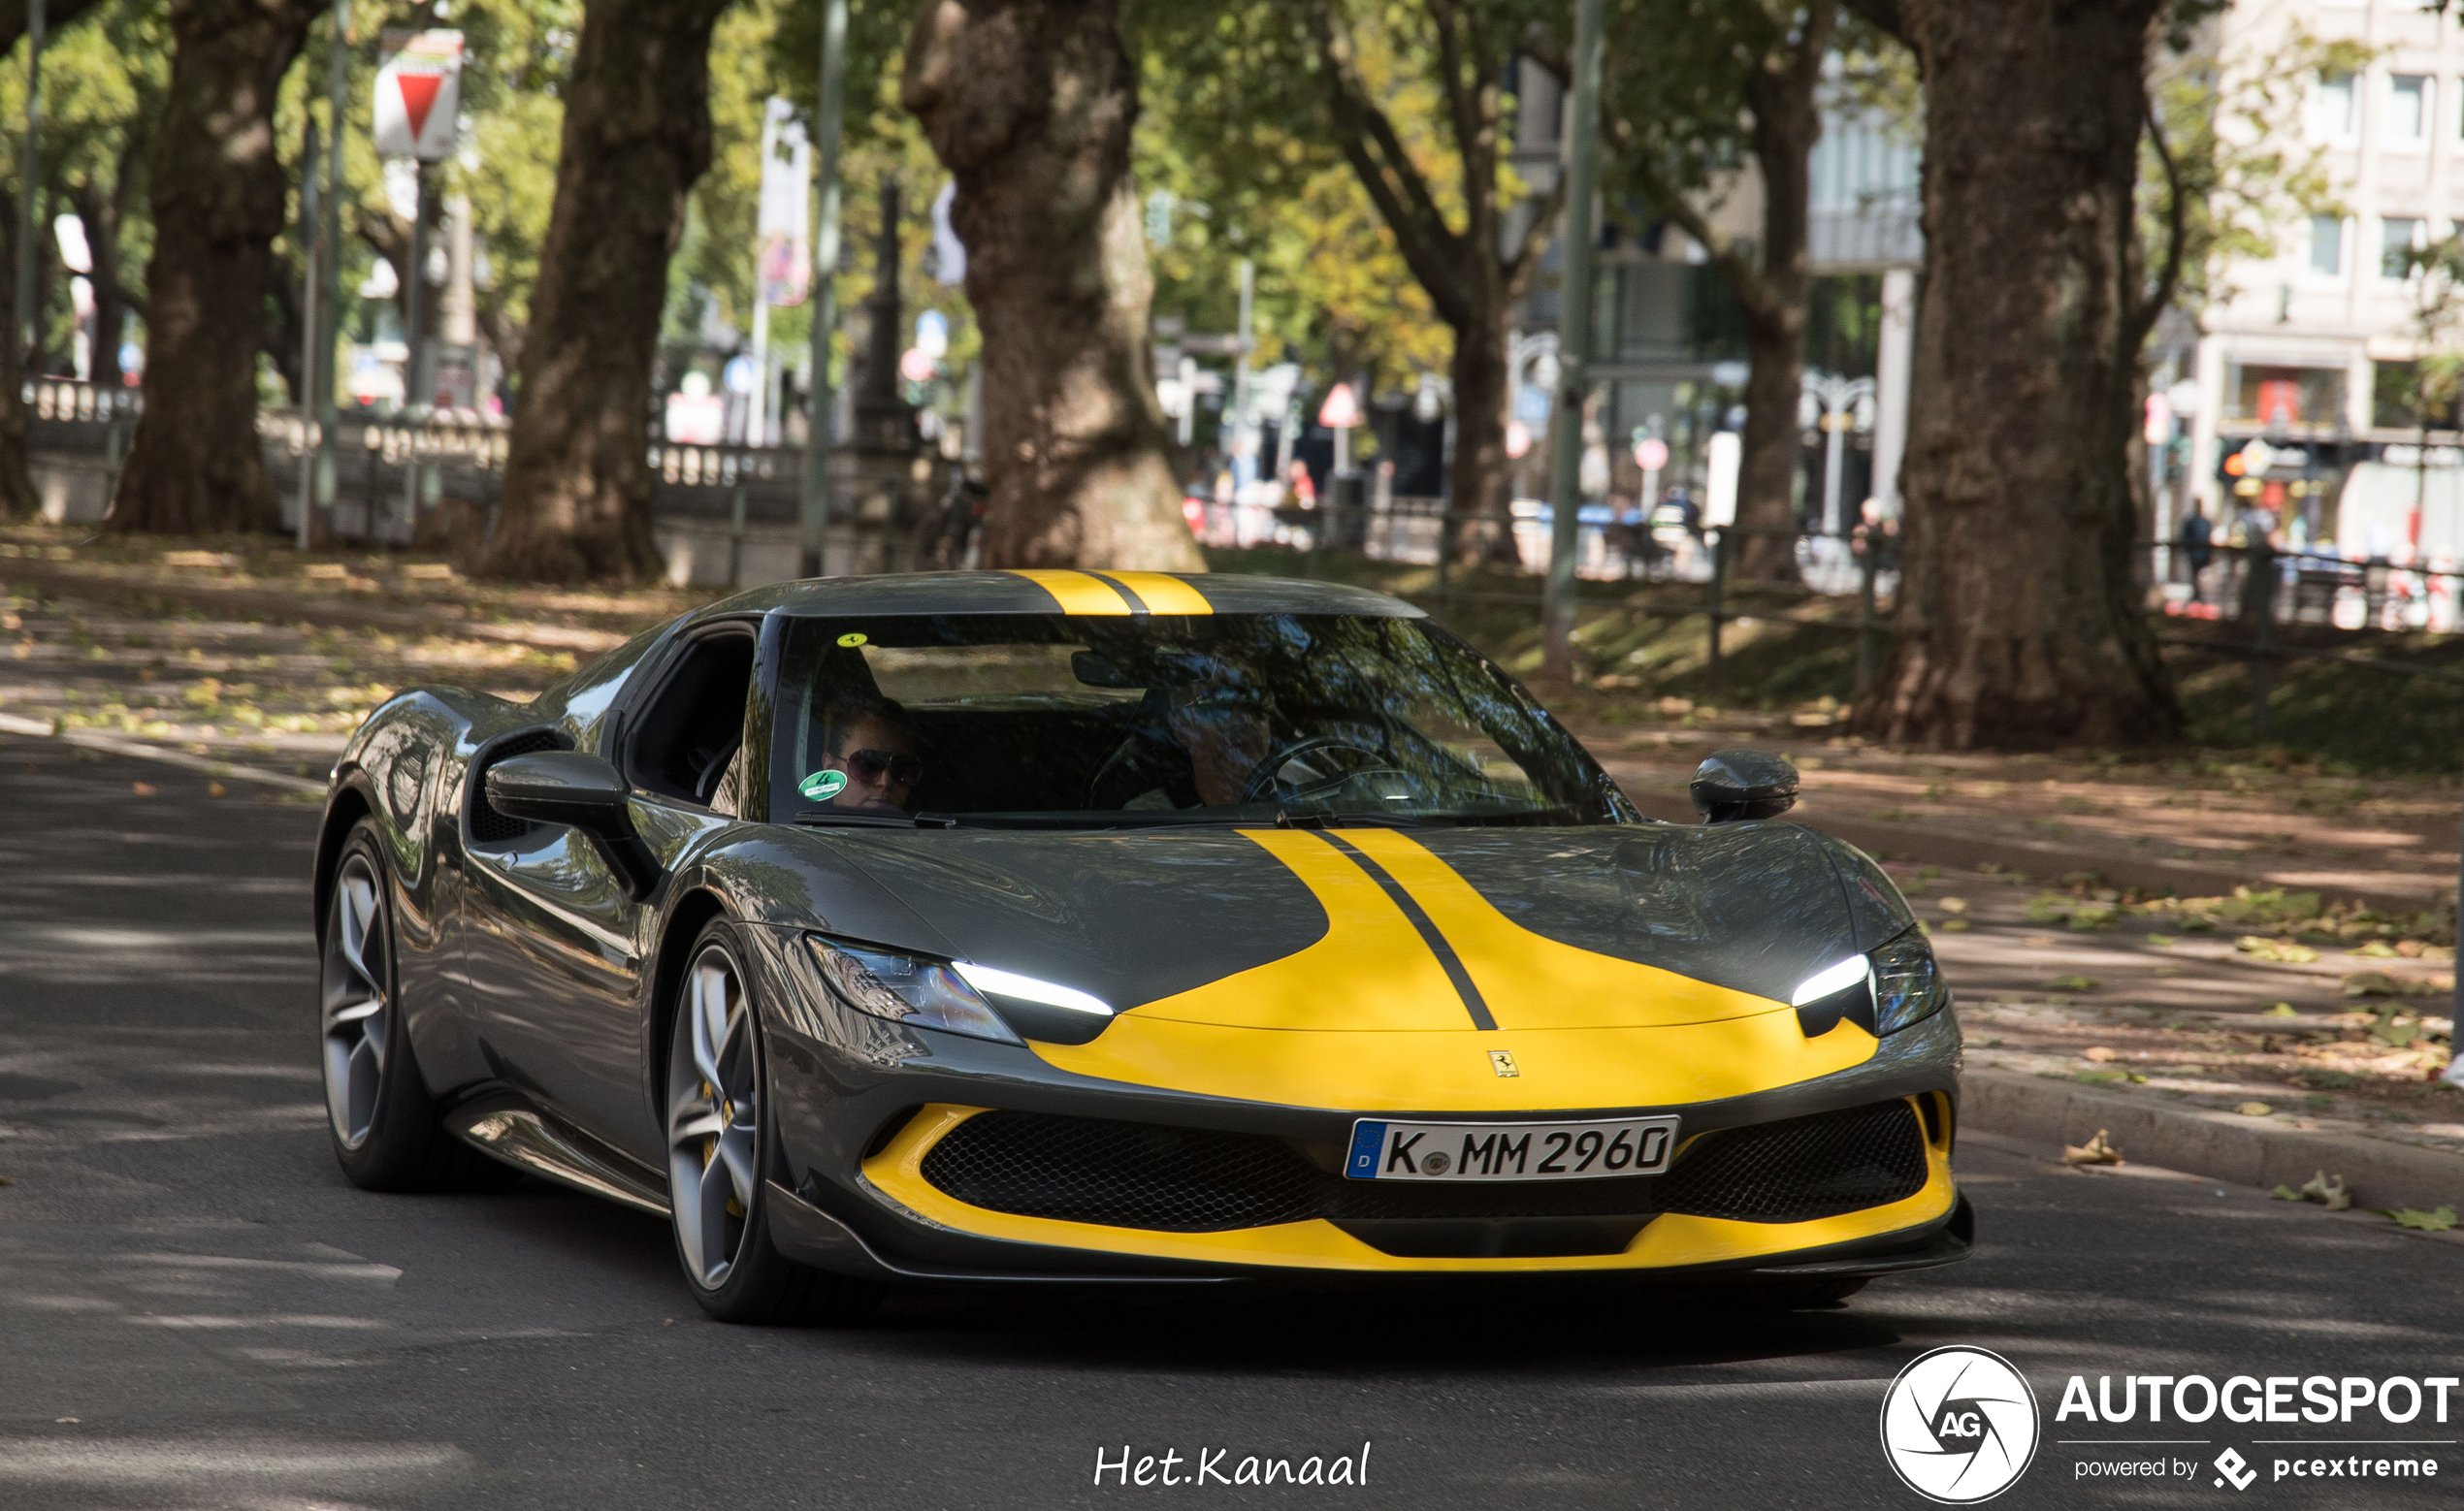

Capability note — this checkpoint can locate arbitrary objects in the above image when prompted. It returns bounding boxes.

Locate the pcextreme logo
[1879,1346,2043,1503]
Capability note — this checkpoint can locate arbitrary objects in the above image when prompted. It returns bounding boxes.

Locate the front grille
[1655,1099,1929,1223]
[469,729,567,843]
[920,1112,1322,1231]
[915,1098,1932,1250]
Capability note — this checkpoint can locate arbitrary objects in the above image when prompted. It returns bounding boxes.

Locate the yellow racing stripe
[1025,828,1878,1109]
[1005,568,1133,615]
[1096,571,1214,615]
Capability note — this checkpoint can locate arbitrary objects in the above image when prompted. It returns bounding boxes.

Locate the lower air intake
[1654,1098,1930,1223]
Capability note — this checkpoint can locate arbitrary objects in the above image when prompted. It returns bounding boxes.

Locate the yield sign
[373,30,464,161]
[1317,381,1360,429]
[395,73,443,143]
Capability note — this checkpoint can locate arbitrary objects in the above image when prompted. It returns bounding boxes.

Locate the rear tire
[320,819,518,1193]
[665,918,877,1325]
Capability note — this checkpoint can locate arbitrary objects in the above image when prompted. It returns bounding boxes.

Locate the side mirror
[485,751,663,898]
[1690,749,1799,824]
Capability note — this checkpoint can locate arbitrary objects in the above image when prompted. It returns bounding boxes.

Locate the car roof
[694,570,1425,622]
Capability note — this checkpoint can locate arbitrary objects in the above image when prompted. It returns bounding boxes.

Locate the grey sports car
[314,568,1966,1322]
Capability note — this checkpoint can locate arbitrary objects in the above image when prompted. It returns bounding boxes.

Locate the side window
[627,627,757,808]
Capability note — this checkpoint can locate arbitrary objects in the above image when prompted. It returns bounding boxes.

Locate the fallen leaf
[2349,941,2400,959]
[2044,975,2100,992]
[2237,1101,2274,1117]
[1939,917,1971,933]
[2271,1184,2303,1201]
[2022,935,2059,948]
[2083,1046,2119,1063]
[0,1173,14,1185]
[2148,933,2178,948]
[2382,1206,2459,1232]
[2264,1003,2299,1017]
[208,782,227,798]
[1938,897,1969,916]
[53,1417,76,1424]
[130,781,155,796]
[2298,1170,2351,1211]
[2063,1129,2124,1166]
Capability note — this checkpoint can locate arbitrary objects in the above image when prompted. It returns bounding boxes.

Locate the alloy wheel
[666,945,762,1289]
[320,853,391,1150]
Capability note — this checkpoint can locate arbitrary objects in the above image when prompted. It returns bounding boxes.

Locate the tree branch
[1309,0,1473,324]
[2130,87,2187,353]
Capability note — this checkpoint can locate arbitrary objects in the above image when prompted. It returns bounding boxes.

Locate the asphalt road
[3,735,2459,1511]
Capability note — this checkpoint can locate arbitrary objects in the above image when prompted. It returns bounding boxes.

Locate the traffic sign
[1634,437,1670,472]
[1317,382,1360,429]
[374,31,464,161]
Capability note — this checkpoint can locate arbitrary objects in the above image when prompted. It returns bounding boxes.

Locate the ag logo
[1879,1346,2039,1503]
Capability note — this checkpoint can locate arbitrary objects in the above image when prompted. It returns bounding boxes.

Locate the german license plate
[1343,1116,1679,1182]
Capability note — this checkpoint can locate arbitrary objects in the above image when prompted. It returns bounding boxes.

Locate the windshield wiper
[793,807,963,829]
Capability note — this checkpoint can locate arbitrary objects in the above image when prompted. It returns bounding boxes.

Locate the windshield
[764,612,1632,828]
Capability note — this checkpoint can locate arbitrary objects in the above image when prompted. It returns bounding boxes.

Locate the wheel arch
[644,885,732,1118]
[312,779,376,949]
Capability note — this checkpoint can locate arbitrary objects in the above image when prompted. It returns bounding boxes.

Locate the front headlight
[807,938,1020,1045]
[1869,928,1949,1035]
[1788,930,1948,1039]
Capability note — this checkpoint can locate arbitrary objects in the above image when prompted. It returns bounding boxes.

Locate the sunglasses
[840,748,924,785]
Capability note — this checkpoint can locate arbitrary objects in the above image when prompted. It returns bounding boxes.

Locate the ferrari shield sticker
[835,631,869,647]
[799,769,849,801]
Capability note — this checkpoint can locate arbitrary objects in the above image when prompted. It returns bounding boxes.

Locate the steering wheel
[1235,734,1399,804]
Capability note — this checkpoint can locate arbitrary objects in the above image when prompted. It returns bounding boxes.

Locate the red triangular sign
[396,74,443,144]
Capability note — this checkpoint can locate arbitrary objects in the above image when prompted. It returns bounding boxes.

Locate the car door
[458,619,761,1167]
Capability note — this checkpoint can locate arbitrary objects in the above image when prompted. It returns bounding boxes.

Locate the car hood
[731,820,1916,1111]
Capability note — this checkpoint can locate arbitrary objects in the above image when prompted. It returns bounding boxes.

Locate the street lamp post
[799,0,848,579]
[16,0,41,372]
[1800,371,1875,536]
[1540,0,1607,684]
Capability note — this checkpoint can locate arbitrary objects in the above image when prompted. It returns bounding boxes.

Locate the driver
[1158,658,1274,807]
[809,692,924,814]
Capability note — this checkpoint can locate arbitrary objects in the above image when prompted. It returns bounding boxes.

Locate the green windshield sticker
[836,631,868,647]
[798,769,849,801]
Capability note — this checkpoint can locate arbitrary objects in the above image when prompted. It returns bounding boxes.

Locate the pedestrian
[2179,506,2214,603]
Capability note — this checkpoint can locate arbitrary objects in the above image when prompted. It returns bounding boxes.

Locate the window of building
[2383,216,2425,278]
[2311,214,2347,277]
[2227,364,2348,428]
[2312,73,2357,141]
[2388,75,2432,142]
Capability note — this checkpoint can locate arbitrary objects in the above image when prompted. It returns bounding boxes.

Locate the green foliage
[2144,22,2373,319]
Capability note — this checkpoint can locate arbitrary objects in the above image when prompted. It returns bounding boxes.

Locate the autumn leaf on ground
[2044,976,2100,992]
[131,781,154,795]
[2381,1206,2459,1232]
[2237,1101,2274,1116]
[2062,1129,2123,1166]
[2297,1170,2352,1211]
[2263,1003,2299,1017]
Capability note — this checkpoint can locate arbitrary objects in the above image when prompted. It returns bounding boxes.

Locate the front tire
[320,820,511,1192]
[665,919,874,1325]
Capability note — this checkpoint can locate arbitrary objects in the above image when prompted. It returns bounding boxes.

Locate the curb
[1961,1067,2464,1213]
[0,711,326,793]
[0,556,629,655]
[1617,788,2442,914]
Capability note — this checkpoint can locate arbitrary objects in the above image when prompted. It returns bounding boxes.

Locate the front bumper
[746,922,1969,1284]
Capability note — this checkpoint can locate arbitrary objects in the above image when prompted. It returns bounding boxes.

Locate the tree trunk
[107,0,317,535]
[1447,310,1511,563]
[481,0,731,582]
[1850,0,2179,749]
[1729,40,1824,582]
[74,174,132,392]
[903,0,1203,572]
[0,0,104,518]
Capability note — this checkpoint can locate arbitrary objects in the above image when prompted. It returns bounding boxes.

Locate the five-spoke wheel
[666,941,762,1290]
[321,851,392,1151]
